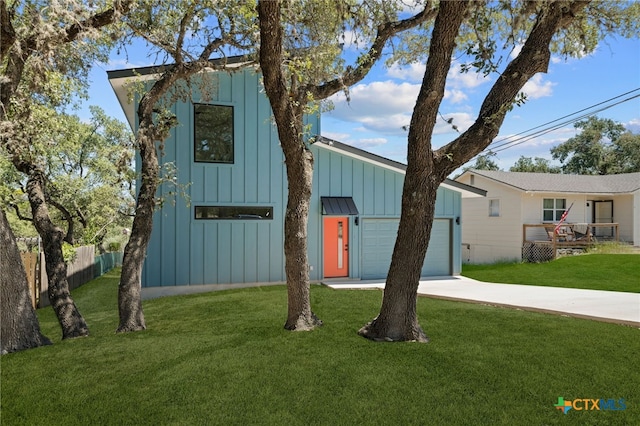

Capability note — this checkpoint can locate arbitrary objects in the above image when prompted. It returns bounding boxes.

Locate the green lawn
[462,254,640,293]
[2,268,638,425]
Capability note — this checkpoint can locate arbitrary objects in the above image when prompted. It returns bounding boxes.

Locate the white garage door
[361,218,451,279]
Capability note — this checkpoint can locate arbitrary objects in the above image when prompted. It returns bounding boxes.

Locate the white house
[455,170,640,263]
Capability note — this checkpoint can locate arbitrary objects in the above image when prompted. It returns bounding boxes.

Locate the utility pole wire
[469,88,640,159]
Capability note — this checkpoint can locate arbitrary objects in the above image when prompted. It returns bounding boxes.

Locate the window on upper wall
[194,206,273,220]
[489,199,500,217]
[543,198,566,222]
[194,103,234,163]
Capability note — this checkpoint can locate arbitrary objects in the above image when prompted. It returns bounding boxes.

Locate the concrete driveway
[323,275,640,327]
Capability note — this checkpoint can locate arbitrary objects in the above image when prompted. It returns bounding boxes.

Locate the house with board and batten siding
[107,63,485,288]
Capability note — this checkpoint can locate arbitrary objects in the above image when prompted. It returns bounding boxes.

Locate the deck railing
[522,223,619,261]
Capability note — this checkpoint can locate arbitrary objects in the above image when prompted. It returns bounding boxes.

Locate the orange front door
[323,217,349,278]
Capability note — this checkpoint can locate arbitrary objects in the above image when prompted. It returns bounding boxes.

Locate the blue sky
[87,33,639,174]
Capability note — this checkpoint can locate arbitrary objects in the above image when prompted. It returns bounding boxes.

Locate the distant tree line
[465,116,640,174]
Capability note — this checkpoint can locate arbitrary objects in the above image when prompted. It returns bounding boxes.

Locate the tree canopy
[1,0,134,343]
[510,156,561,173]
[359,0,640,342]
[1,106,134,248]
[551,116,640,174]
[464,154,501,172]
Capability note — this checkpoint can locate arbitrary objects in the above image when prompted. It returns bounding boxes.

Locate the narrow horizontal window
[195,206,273,220]
[194,103,234,163]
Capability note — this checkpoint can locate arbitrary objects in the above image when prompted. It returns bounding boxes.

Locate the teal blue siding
[137,67,461,287]
[141,69,314,287]
[308,143,463,280]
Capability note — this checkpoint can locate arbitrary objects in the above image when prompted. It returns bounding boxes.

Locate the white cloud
[328,80,420,133]
[520,74,555,99]
[386,62,425,82]
[491,126,576,153]
[510,43,523,59]
[447,62,492,89]
[444,89,468,104]
[626,118,640,133]
[351,138,388,149]
[321,131,352,142]
[432,112,474,135]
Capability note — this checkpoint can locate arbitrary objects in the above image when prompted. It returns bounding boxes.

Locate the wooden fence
[20,252,40,309]
[19,245,123,309]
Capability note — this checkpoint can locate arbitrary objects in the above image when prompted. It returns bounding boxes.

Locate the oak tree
[359,0,638,342]
[1,0,132,339]
[257,0,436,330]
[115,0,255,332]
[551,116,640,174]
[0,208,51,354]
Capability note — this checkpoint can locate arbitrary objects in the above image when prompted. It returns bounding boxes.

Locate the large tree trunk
[358,178,441,342]
[113,48,224,333]
[258,0,322,331]
[359,0,469,343]
[0,209,51,354]
[23,170,89,339]
[359,0,588,342]
[282,145,322,330]
[116,125,157,332]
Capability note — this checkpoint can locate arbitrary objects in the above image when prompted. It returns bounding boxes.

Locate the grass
[2,268,639,425]
[462,254,640,293]
[585,242,637,254]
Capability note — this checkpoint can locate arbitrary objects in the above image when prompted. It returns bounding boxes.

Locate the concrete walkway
[323,276,640,327]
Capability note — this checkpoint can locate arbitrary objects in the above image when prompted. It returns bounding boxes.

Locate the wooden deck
[522,223,619,261]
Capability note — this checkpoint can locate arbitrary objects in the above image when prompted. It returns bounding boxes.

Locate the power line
[472,87,640,159]
[488,93,640,155]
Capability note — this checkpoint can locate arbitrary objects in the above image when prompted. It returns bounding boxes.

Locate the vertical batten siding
[140,67,457,287]
[374,168,386,215]
[159,101,178,286]
[142,69,296,287]
[244,72,259,203]
[232,73,245,204]
[231,222,245,282]
[244,222,258,283]
[190,221,204,285]
[175,100,192,285]
[310,143,462,279]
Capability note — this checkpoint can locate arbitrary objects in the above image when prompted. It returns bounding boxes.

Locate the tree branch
[435,0,590,176]
[46,197,75,245]
[0,0,16,59]
[62,0,133,44]
[9,203,33,222]
[309,2,438,100]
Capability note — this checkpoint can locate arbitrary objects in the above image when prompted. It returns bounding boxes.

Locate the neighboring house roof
[316,137,486,198]
[461,169,640,194]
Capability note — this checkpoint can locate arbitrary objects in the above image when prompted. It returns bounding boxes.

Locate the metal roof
[463,169,640,194]
[321,197,359,215]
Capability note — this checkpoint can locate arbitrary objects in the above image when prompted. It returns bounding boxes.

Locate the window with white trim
[543,198,566,222]
[489,199,500,217]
